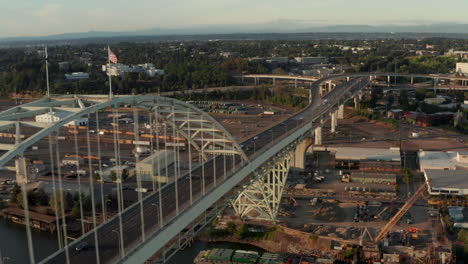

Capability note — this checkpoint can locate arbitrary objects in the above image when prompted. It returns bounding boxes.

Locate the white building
[61,157,84,167]
[219,52,240,58]
[35,111,88,126]
[65,72,89,80]
[314,147,401,162]
[456,63,468,74]
[424,96,445,105]
[294,57,328,65]
[102,63,164,77]
[136,150,175,182]
[445,49,468,58]
[419,150,468,196]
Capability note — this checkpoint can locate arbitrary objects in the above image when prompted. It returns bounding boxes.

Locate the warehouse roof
[315,147,401,161]
[425,169,468,189]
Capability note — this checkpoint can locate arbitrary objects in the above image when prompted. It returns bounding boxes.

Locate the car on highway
[75,241,88,252]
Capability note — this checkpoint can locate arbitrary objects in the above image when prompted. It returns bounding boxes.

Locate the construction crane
[374,182,428,242]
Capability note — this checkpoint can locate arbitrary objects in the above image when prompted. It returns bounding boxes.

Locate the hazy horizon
[2,0,468,38]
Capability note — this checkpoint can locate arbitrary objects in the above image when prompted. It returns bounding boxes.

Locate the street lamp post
[151,203,159,222]
[112,229,123,258]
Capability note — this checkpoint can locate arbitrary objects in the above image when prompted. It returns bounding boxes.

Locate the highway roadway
[41,76,369,264]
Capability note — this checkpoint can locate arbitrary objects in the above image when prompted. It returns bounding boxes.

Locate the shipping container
[206,248,234,262]
[232,250,259,263]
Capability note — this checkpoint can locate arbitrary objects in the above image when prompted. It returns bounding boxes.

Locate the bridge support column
[354,97,359,109]
[295,79,297,89]
[309,86,313,104]
[314,126,322,145]
[411,76,414,85]
[387,75,390,87]
[338,104,344,119]
[291,138,312,173]
[232,149,293,222]
[331,111,337,133]
[273,78,276,85]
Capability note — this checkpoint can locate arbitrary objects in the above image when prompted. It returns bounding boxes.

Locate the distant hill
[3,22,468,44]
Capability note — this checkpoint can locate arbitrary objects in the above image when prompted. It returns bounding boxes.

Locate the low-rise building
[419,150,468,196]
[387,109,404,120]
[445,49,468,59]
[294,57,328,65]
[35,111,88,126]
[416,112,453,127]
[314,147,401,172]
[415,50,440,56]
[65,72,89,80]
[2,207,60,232]
[61,157,84,167]
[350,172,397,185]
[456,62,468,74]
[58,61,71,71]
[424,97,445,105]
[219,52,240,58]
[136,150,175,182]
[102,63,164,77]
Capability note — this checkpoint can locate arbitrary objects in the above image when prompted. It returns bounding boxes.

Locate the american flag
[109,49,118,64]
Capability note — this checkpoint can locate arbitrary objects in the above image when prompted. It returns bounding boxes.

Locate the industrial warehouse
[418,150,468,196]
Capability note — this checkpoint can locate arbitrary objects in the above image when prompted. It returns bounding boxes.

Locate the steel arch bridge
[0,95,247,168]
[0,94,249,264]
[8,70,457,264]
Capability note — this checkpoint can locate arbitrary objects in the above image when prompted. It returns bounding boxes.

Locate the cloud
[33,3,64,20]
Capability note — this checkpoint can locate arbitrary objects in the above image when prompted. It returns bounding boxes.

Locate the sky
[1,0,468,38]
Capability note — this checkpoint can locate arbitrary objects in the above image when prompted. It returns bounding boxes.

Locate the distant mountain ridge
[2,22,468,43]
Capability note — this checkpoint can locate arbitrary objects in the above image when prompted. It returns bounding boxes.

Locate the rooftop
[425,169,468,190]
[2,207,59,224]
[139,150,174,165]
[419,151,468,171]
[316,147,401,161]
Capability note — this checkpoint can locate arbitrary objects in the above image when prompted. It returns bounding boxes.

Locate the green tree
[10,184,21,203]
[272,67,287,75]
[49,189,72,216]
[16,192,26,209]
[110,171,117,182]
[401,168,413,184]
[122,169,129,181]
[94,172,101,181]
[34,189,49,206]
[226,222,237,234]
[235,224,249,239]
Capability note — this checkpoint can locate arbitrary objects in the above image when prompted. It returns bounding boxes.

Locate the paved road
[41,76,369,264]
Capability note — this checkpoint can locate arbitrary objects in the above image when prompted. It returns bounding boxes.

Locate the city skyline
[1,0,468,38]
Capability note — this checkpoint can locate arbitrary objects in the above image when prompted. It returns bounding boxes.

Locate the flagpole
[108,45,113,99]
[45,46,50,97]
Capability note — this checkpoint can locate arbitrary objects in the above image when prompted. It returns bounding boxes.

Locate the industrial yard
[205,105,461,264]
